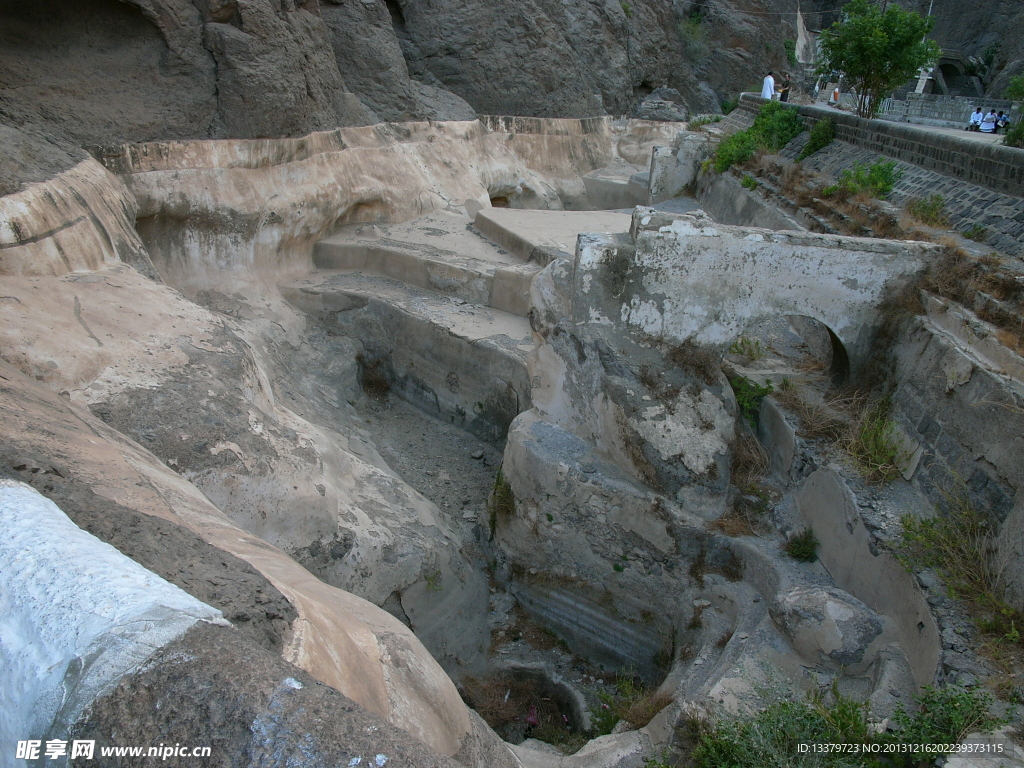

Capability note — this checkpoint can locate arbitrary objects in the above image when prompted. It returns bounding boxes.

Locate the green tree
[817,0,941,118]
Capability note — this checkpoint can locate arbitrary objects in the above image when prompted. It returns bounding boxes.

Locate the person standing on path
[761,71,776,100]
[779,73,792,102]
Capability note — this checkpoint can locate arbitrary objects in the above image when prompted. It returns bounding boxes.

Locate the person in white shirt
[980,110,997,133]
[967,107,983,131]
[761,71,776,100]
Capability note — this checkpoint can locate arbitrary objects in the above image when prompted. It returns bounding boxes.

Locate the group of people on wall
[966,107,1012,134]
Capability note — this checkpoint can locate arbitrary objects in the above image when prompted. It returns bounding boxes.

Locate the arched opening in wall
[728,316,849,388]
[787,315,849,386]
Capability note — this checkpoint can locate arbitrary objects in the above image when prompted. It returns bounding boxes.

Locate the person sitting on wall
[996,111,1010,134]
[980,109,998,133]
[761,71,776,100]
[967,107,984,131]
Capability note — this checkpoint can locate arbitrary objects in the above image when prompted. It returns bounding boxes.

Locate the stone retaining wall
[783,135,1024,258]
[734,94,1024,199]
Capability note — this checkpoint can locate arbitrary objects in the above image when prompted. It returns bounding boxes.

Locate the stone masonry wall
[784,136,1024,258]
[734,94,1024,198]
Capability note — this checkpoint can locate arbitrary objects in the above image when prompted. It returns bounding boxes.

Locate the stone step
[313,212,539,317]
[280,270,534,442]
[473,208,634,265]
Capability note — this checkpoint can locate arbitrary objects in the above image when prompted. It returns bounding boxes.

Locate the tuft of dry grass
[619,689,674,728]
[665,339,722,385]
[773,385,850,442]
[730,431,770,488]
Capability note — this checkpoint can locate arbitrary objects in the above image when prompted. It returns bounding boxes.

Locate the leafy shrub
[729,376,774,426]
[692,691,869,768]
[712,102,805,172]
[721,97,739,115]
[784,528,819,562]
[887,686,1005,766]
[824,160,903,200]
[1004,119,1024,149]
[740,175,758,190]
[797,118,835,160]
[784,39,798,67]
[1004,75,1024,102]
[906,194,948,227]
[620,1,633,18]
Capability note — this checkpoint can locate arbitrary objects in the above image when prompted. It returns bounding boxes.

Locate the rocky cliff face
[0,0,815,161]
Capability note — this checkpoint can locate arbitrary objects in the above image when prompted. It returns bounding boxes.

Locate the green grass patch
[896,483,1024,647]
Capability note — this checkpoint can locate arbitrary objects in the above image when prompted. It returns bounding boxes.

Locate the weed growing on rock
[677,14,708,60]
[889,686,1005,764]
[620,1,633,18]
[905,194,948,227]
[896,483,1024,648]
[784,528,819,562]
[489,468,515,533]
[784,39,798,67]
[740,174,758,190]
[729,430,770,489]
[963,223,988,242]
[728,335,764,360]
[797,118,836,161]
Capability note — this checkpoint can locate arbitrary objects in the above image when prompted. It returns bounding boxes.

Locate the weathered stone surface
[770,584,884,668]
[577,207,933,371]
[70,622,467,768]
